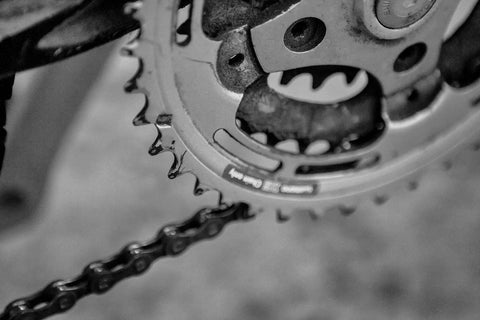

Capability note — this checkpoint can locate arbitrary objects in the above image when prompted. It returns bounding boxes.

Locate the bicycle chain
[0,202,253,320]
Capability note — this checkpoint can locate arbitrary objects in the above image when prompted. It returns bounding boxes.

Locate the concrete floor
[1,45,480,320]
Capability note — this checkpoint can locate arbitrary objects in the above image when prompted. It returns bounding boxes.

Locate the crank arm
[0,0,138,78]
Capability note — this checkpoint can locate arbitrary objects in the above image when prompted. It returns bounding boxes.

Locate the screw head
[376,0,436,29]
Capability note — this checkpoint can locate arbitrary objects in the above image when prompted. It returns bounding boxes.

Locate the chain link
[0,202,253,320]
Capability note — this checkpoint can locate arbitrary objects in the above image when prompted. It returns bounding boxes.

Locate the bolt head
[376,0,436,29]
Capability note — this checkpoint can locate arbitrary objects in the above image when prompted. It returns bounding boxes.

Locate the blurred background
[0,34,480,320]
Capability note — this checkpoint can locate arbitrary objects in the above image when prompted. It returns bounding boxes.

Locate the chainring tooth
[124,0,480,217]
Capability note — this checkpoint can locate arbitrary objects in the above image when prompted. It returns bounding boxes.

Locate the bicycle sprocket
[124,0,480,216]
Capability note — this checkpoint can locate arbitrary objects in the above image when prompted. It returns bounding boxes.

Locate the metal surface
[126,0,480,217]
[1,1,479,319]
[0,0,137,78]
[0,203,253,320]
[375,0,437,29]
[250,0,456,95]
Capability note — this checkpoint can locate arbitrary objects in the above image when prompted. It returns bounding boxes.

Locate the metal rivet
[58,296,75,311]
[134,259,149,273]
[171,239,187,254]
[206,223,221,237]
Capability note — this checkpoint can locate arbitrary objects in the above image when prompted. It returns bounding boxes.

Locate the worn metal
[250,0,458,95]
[0,0,137,78]
[216,27,265,93]
[1,1,480,319]
[201,0,301,39]
[237,72,384,151]
[126,0,480,217]
[375,0,437,29]
[0,203,253,320]
[439,2,480,88]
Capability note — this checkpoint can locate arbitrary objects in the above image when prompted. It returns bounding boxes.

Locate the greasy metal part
[439,2,480,88]
[217,27,265,94]
[375,0,437,30]
[1,0,478,318]
[202,0,301,39]
[0,43,113,234]
[237,72,384,151]
[0,0,137,78]
[385,70,442,121]
[250,0,459,95]
[0,203,253,320]
[127,0,480,218]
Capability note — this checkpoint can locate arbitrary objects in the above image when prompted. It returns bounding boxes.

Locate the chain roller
[0,203,253,320]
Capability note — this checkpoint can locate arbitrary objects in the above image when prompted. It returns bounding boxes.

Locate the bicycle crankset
[125,0,480,216]
[2,1,480,319]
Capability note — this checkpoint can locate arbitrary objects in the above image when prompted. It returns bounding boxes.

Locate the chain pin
[133,258,149,274]
[170,239,188,255]
[206,222,222,237]
[57,294,75,312]
[96,276,113,292]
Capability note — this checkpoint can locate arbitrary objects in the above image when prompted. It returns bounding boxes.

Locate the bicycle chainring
[124,0,480,216]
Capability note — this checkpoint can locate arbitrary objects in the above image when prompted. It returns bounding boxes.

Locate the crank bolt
[376,0,436,29]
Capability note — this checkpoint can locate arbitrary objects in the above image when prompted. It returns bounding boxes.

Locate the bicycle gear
[124,0,480,217]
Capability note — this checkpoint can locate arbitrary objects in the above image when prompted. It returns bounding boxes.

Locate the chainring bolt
[376,0,436,29]
[467,56,480,80]
[284,17,326,52]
